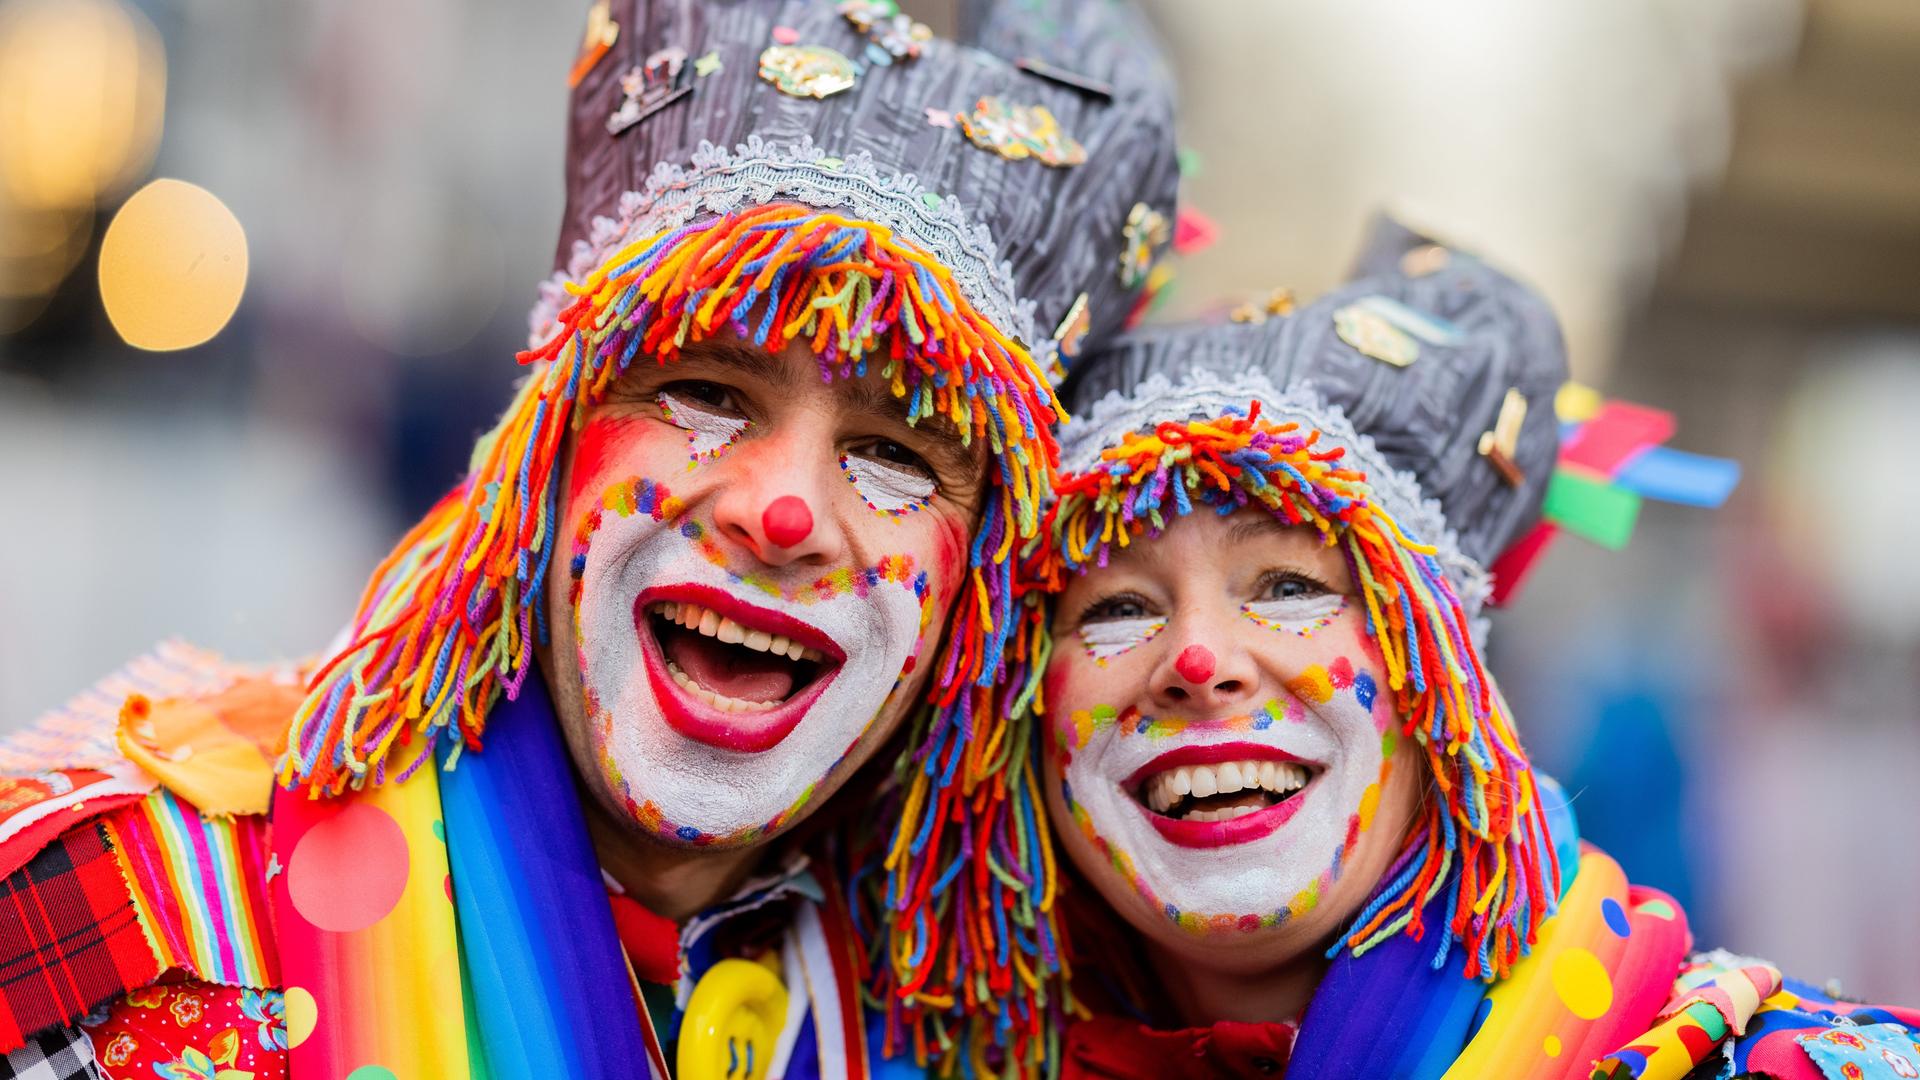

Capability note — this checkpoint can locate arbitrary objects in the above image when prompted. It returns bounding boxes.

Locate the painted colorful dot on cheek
[1286,665,1335,704]
[1354,672,1378,712]
[762,494,813,548]
[1174,644,1215,684]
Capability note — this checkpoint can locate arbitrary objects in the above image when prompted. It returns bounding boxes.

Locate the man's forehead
[676,337,973,449]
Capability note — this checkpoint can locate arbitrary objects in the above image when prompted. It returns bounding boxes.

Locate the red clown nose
[762,495,814,549]
[1175,644,1215,684]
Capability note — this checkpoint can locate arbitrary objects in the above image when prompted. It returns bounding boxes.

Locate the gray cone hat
[1061,216,1569,610]
[537,0,1181,379]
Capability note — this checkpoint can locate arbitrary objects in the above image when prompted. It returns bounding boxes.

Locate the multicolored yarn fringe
[1025,402,1561,983]
[275,202,1066,1068]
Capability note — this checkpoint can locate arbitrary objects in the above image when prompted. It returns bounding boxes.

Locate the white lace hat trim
[526,135,1036,351]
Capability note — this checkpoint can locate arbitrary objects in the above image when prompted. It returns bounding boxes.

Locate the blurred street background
[2,0,1916,998]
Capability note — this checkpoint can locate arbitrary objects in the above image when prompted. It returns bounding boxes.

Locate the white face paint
[840,454,935,516]
[1242,594,1346,636]
[574,486,928,845]
[1078,615,1166,665]
[1052,664,1388,931]
[659,390,750,465]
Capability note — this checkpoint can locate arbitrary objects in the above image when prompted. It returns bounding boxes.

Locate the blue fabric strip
[1287,777,1581,1078]
[439,671,657,1080]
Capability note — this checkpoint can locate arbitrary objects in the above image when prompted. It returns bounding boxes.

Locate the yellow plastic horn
[677,957,791,1080]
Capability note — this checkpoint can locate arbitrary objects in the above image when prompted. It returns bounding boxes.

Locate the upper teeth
[650,601,827,663]
[1144,759,1310,815]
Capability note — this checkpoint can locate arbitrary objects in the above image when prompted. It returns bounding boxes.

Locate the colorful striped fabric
[103,789,277,989]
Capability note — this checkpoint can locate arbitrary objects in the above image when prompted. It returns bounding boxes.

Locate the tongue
[1184,791,1274,817]
[663,627,797,703]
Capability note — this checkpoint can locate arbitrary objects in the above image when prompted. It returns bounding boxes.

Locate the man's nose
[1148,612,1258,713]
[708,413,849,568]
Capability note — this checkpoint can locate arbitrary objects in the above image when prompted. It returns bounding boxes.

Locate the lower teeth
[665,658,779,714]
[1183,803,1268,823]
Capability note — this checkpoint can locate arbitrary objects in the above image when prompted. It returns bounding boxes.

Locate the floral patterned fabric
[82,984,286,1080]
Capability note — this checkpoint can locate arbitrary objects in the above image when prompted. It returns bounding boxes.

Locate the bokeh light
[0,0,164,212]
[97,178,249,351]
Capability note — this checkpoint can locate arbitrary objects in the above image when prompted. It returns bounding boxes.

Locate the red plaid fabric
[0,825,161,1054]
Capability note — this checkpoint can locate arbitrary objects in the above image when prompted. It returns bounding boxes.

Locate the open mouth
[633,585,844,753]
[1124,741,1321,848]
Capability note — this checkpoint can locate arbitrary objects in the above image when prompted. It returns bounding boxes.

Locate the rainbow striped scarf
[270,672,658,1078]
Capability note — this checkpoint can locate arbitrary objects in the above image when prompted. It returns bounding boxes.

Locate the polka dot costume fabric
[268,764,472,1078]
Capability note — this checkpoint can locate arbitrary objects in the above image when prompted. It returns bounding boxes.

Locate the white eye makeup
[658,389,749,465]
[1242,593,1347,637]
[1078,615,1167,666]
[840,454,935,516]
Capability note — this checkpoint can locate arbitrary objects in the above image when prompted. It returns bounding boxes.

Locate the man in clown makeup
[990,220,1920,1079]
[0,1,1178,1077]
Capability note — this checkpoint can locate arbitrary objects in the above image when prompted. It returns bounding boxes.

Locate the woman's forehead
[1073,510,1343,581]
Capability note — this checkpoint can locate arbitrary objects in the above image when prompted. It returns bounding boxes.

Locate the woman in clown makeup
[998,220,1920,1080]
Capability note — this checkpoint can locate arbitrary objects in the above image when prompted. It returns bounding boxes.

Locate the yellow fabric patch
[117,674,300,815]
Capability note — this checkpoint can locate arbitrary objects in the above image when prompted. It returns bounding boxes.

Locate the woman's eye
[1262,573,1327,601]
[841,440,937,516]
[1083,594,1152,622]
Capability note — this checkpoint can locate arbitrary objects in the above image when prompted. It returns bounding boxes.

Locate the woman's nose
[1148,628,1258,713]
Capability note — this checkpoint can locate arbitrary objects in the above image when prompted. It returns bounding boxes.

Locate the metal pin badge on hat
[758,43,859,98]
[956,96,1086,166]
[607,47,690,136]
[1053,292,1092,374]
[1401,243,1451,277]
[1118,202,1169,288]
[1333,293,1464,369]
[839,0,930,66]
[1478,388,1528,486]
[1229,287,1295,325]
[569,0,620,88]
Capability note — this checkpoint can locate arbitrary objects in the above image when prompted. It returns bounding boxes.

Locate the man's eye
[657,383,751,462]
[662,380,742,414]
[841,440,936,516]
[1260,572,1328,602]
[857,438,927,472]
